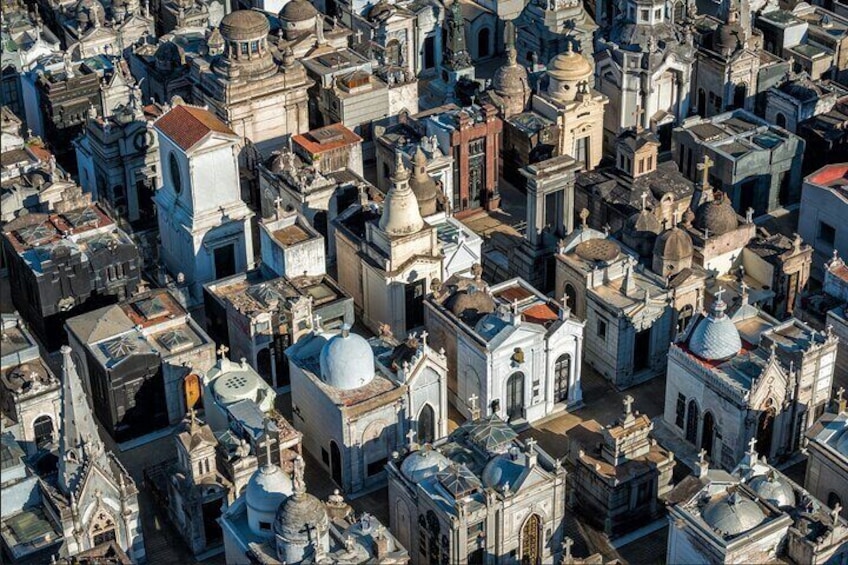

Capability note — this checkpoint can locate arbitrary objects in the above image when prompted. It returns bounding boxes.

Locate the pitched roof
[154,104,237,152]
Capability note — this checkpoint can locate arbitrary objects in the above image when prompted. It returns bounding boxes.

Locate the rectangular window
[469,137,486,155]
[638,159,645,174]
[241,43,249,55]
[259,521,272,531]
[819,221,836,246]
[640,8,649,21]
[251,41,259,53]
[654,8,662,19]
[574,136,589,166]
[647,155,653,171]
[596,318,607,340]
[676,393,686,428]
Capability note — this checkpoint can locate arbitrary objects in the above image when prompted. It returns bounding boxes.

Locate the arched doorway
[257,349,272,386]
[733,83,747,109]
[313,211,328,238]
[417,404,435,444]
[506,372,525,421]
[33,415,54,449]
[828,492,842,510]
[775,113,786,129]
[520,513,542,565]
[686,400,699,444]
[563,283,578,316]
[477,27,490,58]
[701,411,715,458]
[329,440,342,486]
[697,88,706,116]
[554,354,570,403]
[756,399,776,458]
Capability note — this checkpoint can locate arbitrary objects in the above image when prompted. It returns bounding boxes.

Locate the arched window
[563,283,578,316]
[417,404,435,445]
[757,399,776,458]
[775,113,786,129]
[386,39,402,67]
[33,415,53,449]
[685,400,699,444]
[329,440,342,485]
[701,411,715,458]
[554,354,570,403]
[828,492,842,510]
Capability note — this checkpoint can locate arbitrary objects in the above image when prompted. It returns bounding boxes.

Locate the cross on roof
[623,394,634,415]
[406,428,416,446]
[260,420,274,464]
[836,387,844,403]
[640,190,649,211]
[525,437,537,452]
[633,105,645,128]
[833,503,843,525]
[216,344,229,360]
[715,286,725,304]
[696,155,714,188]
[748,436,757,454]
[698,449,707,466]
[420,330,428,346]
[563,537,574,559]
[468,394,478,412]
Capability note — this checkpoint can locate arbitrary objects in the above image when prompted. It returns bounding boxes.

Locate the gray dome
[279,0,318,23]
[702,492,766,536]
[318,326,375,390]
[653,227,693,260]
[400,448,450,482]
[273,491,328,541]
[695,192,738,236]
[748,473,795,508]
[247,465,293,514]
[688,294,741,361]
[482,452,524,492]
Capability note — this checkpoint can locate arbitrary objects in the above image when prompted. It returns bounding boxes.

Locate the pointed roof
[58,346,109,495]
[378,151,424,237]
[154,104,238,153]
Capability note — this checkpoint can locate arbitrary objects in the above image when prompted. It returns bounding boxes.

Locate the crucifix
[355,28,363,44]
[216,344,229,360]
[623,394,634,415]
[696,155,714,188]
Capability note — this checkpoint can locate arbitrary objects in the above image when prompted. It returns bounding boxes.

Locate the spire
[378,150,424,236]
[504,20,517,65]
[58,346,107,494]
[292,455,307,497]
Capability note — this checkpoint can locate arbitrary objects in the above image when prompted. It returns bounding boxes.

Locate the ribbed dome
[400,448,450,482]
[688,293,742,361]
[695,192,738,237]
[379,153,424,236]
[748,473,796,508]
[279,0,318,23]
[547,45,593,83]
[653,227,693,260]
[410,147,440,216]
[702,492,765,536]
[220,10,270,41]
[626,209,662,235]
[492,56,529,96]
[273,491,328,540]
[247,465,292,515]
[318,326,375,390]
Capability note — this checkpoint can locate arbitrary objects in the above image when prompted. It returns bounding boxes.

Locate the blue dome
[247,464,293,514]
[319,325,375,390]
[482,451,524,492]
[688,294,741,361]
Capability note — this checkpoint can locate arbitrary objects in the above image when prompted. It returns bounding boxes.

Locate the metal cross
[216,344,229,360]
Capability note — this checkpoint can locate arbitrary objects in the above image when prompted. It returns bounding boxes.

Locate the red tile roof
[292,123,362,155]
[154,104,237,152]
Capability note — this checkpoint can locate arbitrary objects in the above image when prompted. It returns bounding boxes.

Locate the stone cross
[836,386,844,404]
[697,155,714,188]
[746,207,754,224]
[313,313,322,330]
[623,394,634,415]
[406,428,416,447]
[640,190,649,211]
[273,196,283,219]
[216,344,229,360]
[355,28,363,44]
[748,436,757,454]
[525,437,537,453]
[832,503,842,525]
[579,208,590,229]
[714,286,725,304]
[260,420,274,464]
[419,330,428,347]
[468,394,479,412]
[633,105,645,130]
[562,537,574,559]
[698,449,707,466]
